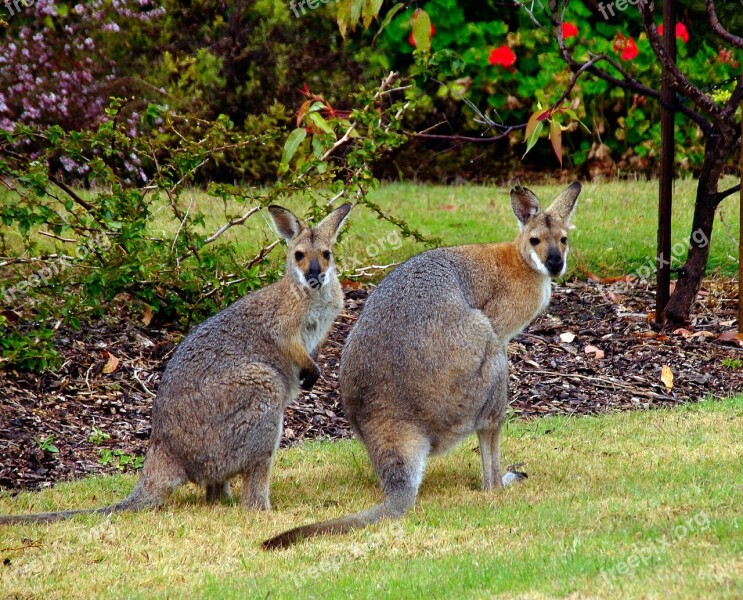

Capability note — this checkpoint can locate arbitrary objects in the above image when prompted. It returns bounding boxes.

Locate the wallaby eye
[561,237,568,245]
[323,250,331,260]
[529,237,540,247]
[294,251,304,261]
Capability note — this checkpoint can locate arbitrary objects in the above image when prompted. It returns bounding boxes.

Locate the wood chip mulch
[1,280,741,492]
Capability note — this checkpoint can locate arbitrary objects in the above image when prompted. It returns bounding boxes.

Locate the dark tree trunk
[664,128,738,325]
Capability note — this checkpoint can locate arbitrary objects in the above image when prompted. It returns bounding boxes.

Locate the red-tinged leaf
[411,9,432,52]
[660,365,674,391]
[584,345,605,359]
[549,119,563,166]
[718,331,743,346]
[296,100,312,127]
[103,352,119,375]
[536,109,552,121]
[341,278,361,290]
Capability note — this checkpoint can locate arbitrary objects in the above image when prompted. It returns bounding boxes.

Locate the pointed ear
[316,203,352,241]
[545,181,581,223]
[268,205,304,241]
[510,186,542,228]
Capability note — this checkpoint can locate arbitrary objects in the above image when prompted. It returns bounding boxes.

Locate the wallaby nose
[546,250,563,276]
[306,259,323,288]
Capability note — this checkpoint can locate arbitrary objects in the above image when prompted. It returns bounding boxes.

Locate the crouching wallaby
[0,203,352,525]
[263,183,581,549]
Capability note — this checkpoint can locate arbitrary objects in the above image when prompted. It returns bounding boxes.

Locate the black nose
[546,251,563,275]
[306,259,323,288]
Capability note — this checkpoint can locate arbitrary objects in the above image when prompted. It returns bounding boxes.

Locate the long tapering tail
[262,502,390,550]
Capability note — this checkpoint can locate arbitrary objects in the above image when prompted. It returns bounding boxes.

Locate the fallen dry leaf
[141,306,153,326]
[689,330,716,339]
[672,328,693,338]
[718,331,743,346]
[560,332,576,343]
[660,365,674,391]
[102,352,120,375]
[584,345,605,359]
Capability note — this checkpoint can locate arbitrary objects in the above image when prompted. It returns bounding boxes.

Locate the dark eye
[561,237,568,245]
[529,237,540,246]
[294,251,304,261]
[323,250,331,260]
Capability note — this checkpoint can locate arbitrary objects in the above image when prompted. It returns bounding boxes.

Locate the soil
[1,279,741,492]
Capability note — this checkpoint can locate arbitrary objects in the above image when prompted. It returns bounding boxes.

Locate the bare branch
[203,206,261,245]
[548,0,712,133]
[706,0,743,49]
[713,183,741,204]
[38,231,77,244]
[639,2,723,124]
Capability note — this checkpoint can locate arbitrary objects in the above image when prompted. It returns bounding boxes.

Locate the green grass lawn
[1,396,741,599]
[3,178,740,282]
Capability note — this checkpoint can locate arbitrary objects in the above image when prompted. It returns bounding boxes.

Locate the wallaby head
[510,182,581,278]
[268,203,352,290]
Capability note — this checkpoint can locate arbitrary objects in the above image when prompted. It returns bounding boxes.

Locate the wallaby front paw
[299,363,321,390]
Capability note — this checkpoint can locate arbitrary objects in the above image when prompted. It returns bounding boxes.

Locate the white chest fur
[301,285,342,355]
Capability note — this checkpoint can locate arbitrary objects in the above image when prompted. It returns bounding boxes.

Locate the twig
[132,369,157,398]
[202,206,261,245]
[38,231,77,244]
[170,195,194,253]
[706,0,743,49]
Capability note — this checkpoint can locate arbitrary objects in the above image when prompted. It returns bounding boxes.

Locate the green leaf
[411,9,432,53]
[523,121,544,159]
[279,128,307,173]
[309,112,336,137]
[362,0,384,28]
[372,3,406,46]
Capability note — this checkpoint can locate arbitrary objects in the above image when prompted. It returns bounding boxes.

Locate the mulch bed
[1,279,741,492]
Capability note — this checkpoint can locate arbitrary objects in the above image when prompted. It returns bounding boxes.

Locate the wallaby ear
[268,205,304,241]
[316,203,352,241]
[510,186,542,228]
[545,181,581,223]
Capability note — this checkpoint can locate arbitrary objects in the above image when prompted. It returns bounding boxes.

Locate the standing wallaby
[0,203,352,525]
[263,183,580,548]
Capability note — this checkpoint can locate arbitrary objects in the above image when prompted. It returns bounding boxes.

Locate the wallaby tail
[0,445,184,525]
[262,502,391,550]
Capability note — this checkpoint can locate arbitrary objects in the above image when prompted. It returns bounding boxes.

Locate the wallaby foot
[205,481,232,504]
[241,455,273,510]
[478,425,505,492]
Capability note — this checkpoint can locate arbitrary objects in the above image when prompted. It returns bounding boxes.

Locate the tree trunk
[663,128,737,325]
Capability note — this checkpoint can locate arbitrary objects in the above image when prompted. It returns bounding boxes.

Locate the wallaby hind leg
[477,426,504,492]
[241,453,273,510]
[205,481,232,504]
[368,429,431,519]
[114,441,187,511]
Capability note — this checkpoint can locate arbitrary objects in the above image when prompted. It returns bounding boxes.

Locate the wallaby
[0,203,352,525]
[263,183,581,549]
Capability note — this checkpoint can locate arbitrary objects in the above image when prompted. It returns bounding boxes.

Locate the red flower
[488,45,517,68]
[614,34,638,61]
[657,22,689,43]
[409,24,436,47]
[562,22,578,39]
